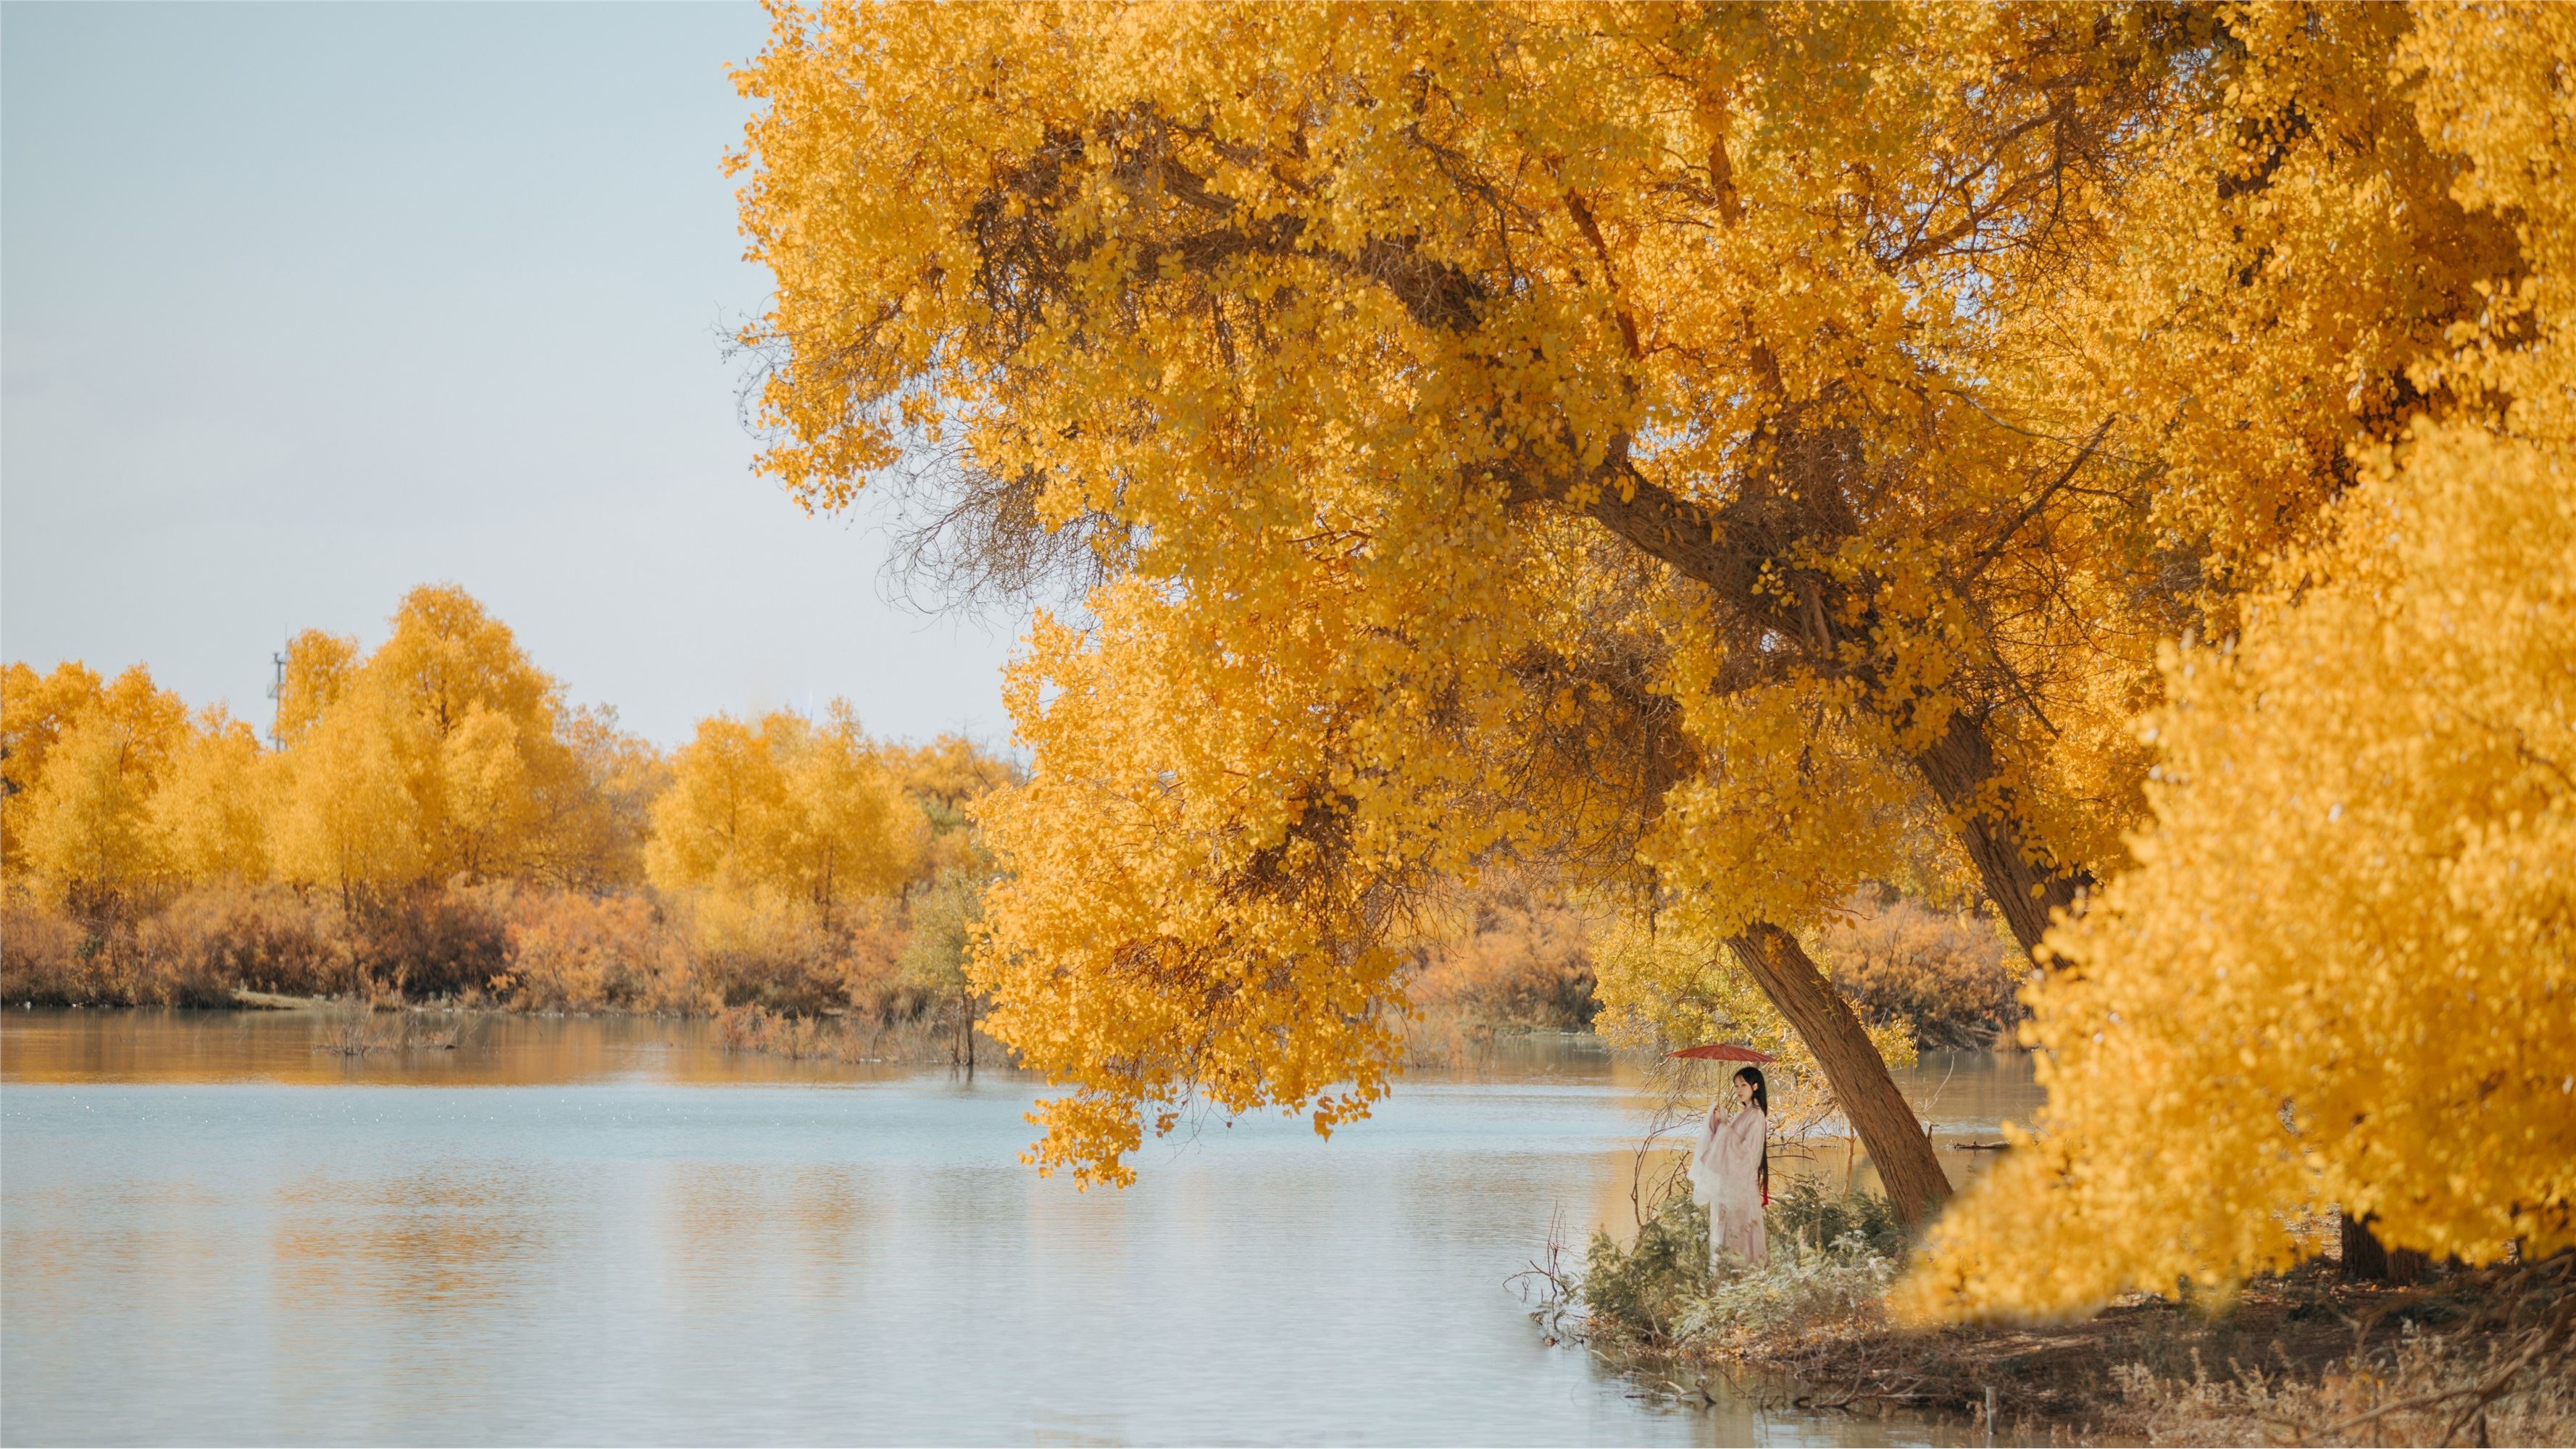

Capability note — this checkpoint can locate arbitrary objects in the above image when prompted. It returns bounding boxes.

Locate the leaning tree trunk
[1728,922,1954,1222]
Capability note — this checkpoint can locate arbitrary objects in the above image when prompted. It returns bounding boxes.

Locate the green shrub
[1767,1178,1910,1260]
[1579,1183,1913,1348]
[1579,1192,1711,1342]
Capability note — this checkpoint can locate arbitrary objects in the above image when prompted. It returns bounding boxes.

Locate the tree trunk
[2340,1212,2429,1285]
[1577,474,2092,965]
[1727,922,1953,1222]
[1908,711,2089,961]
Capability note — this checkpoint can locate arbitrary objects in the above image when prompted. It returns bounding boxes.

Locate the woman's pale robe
[1687,1105,1768,1269]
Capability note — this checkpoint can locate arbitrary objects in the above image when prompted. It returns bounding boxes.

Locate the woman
[1687,1066,1769,1269]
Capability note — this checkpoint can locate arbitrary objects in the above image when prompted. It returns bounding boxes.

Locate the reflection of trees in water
[655,1162,870,1301]
[271,1165,552,1327]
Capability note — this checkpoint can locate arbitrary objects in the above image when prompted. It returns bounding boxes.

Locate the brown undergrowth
[1559,1192,2575,1446]
[1,882,985,1037]
[1817,891,2023,1052]
[1398,874,2018,1065]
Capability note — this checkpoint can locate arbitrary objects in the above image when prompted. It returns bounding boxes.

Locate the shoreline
[1580,1250,2575,1445]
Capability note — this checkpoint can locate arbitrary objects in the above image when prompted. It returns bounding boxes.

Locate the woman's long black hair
[1735,1066,1770,1198]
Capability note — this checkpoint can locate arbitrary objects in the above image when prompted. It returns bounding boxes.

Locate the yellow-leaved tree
[4,665,189,914]
[732,2,2537,1196]
[1901,418,2575,1318]
[270,685,428,909]
[271,630,357,747]
[3,661,107,883]
[1898,6,2576,1317]
[646,703,920,926]
[268,585,616,903]
[148,707,275,884]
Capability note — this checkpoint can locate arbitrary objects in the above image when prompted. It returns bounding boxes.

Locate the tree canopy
[730,0,2569,1294]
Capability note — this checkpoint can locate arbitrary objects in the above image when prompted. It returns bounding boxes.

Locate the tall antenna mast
[266,648,288,749]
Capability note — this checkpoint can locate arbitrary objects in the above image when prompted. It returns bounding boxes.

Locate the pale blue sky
[1,2,1016,748]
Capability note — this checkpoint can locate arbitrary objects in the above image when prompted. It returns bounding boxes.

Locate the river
[1,1008,2034,1446]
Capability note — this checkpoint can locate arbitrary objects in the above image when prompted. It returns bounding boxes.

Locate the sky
[1,2,1019,748]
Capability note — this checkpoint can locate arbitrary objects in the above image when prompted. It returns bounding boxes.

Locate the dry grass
[1609,1245,2572,1445]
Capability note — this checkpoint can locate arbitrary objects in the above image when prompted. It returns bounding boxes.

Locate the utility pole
[266,649,288,748]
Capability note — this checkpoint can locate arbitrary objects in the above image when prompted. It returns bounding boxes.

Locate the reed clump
[714,1001,998,1066]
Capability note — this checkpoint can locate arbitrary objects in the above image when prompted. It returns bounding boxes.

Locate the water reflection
[2,1011,2007,1446]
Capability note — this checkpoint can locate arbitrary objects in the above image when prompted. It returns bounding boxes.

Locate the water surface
[2,1010,2023,1446]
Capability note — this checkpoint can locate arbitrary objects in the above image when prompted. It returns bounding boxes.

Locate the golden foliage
[269,685,425,903]
[1893,4,2576,1320]
[1900,416,2576,1319]
[7,587,659,911]
[254,586,659,898]
[3,664,188,911]
[4,587,1012,1023]
[148,708,275,884]
[730,1,2503,1183]
[889,734,1020,816]
[732,3,2571,1293]
[272,630,356,746]
[644,701,922,922]
[2,661,107,877]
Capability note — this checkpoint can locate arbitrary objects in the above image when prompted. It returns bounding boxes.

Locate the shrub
[668,888,914,1017]
[1580,1184,1912,1349]
[131,882,353,1003]
[0,898,101,1003]
[354,886,507,998]
[1818,892,2021,1051]
[2,876,975,1021]
[1667,1237,1901,1351]
[497,888,694,1012]
[1580,1192,1714,1343]
[1409,872,1598,1031]
[1768,1177,1912,1261]
[2,885,354,1006]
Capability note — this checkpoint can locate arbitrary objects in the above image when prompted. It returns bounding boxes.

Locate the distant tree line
[0,584,1017,1020]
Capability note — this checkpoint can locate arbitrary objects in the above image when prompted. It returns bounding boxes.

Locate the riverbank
[1569,1197,2575,1446]
[0,882,966,1019]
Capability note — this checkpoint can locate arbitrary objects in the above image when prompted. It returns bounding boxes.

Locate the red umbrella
[1666,1043,1775,1063]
